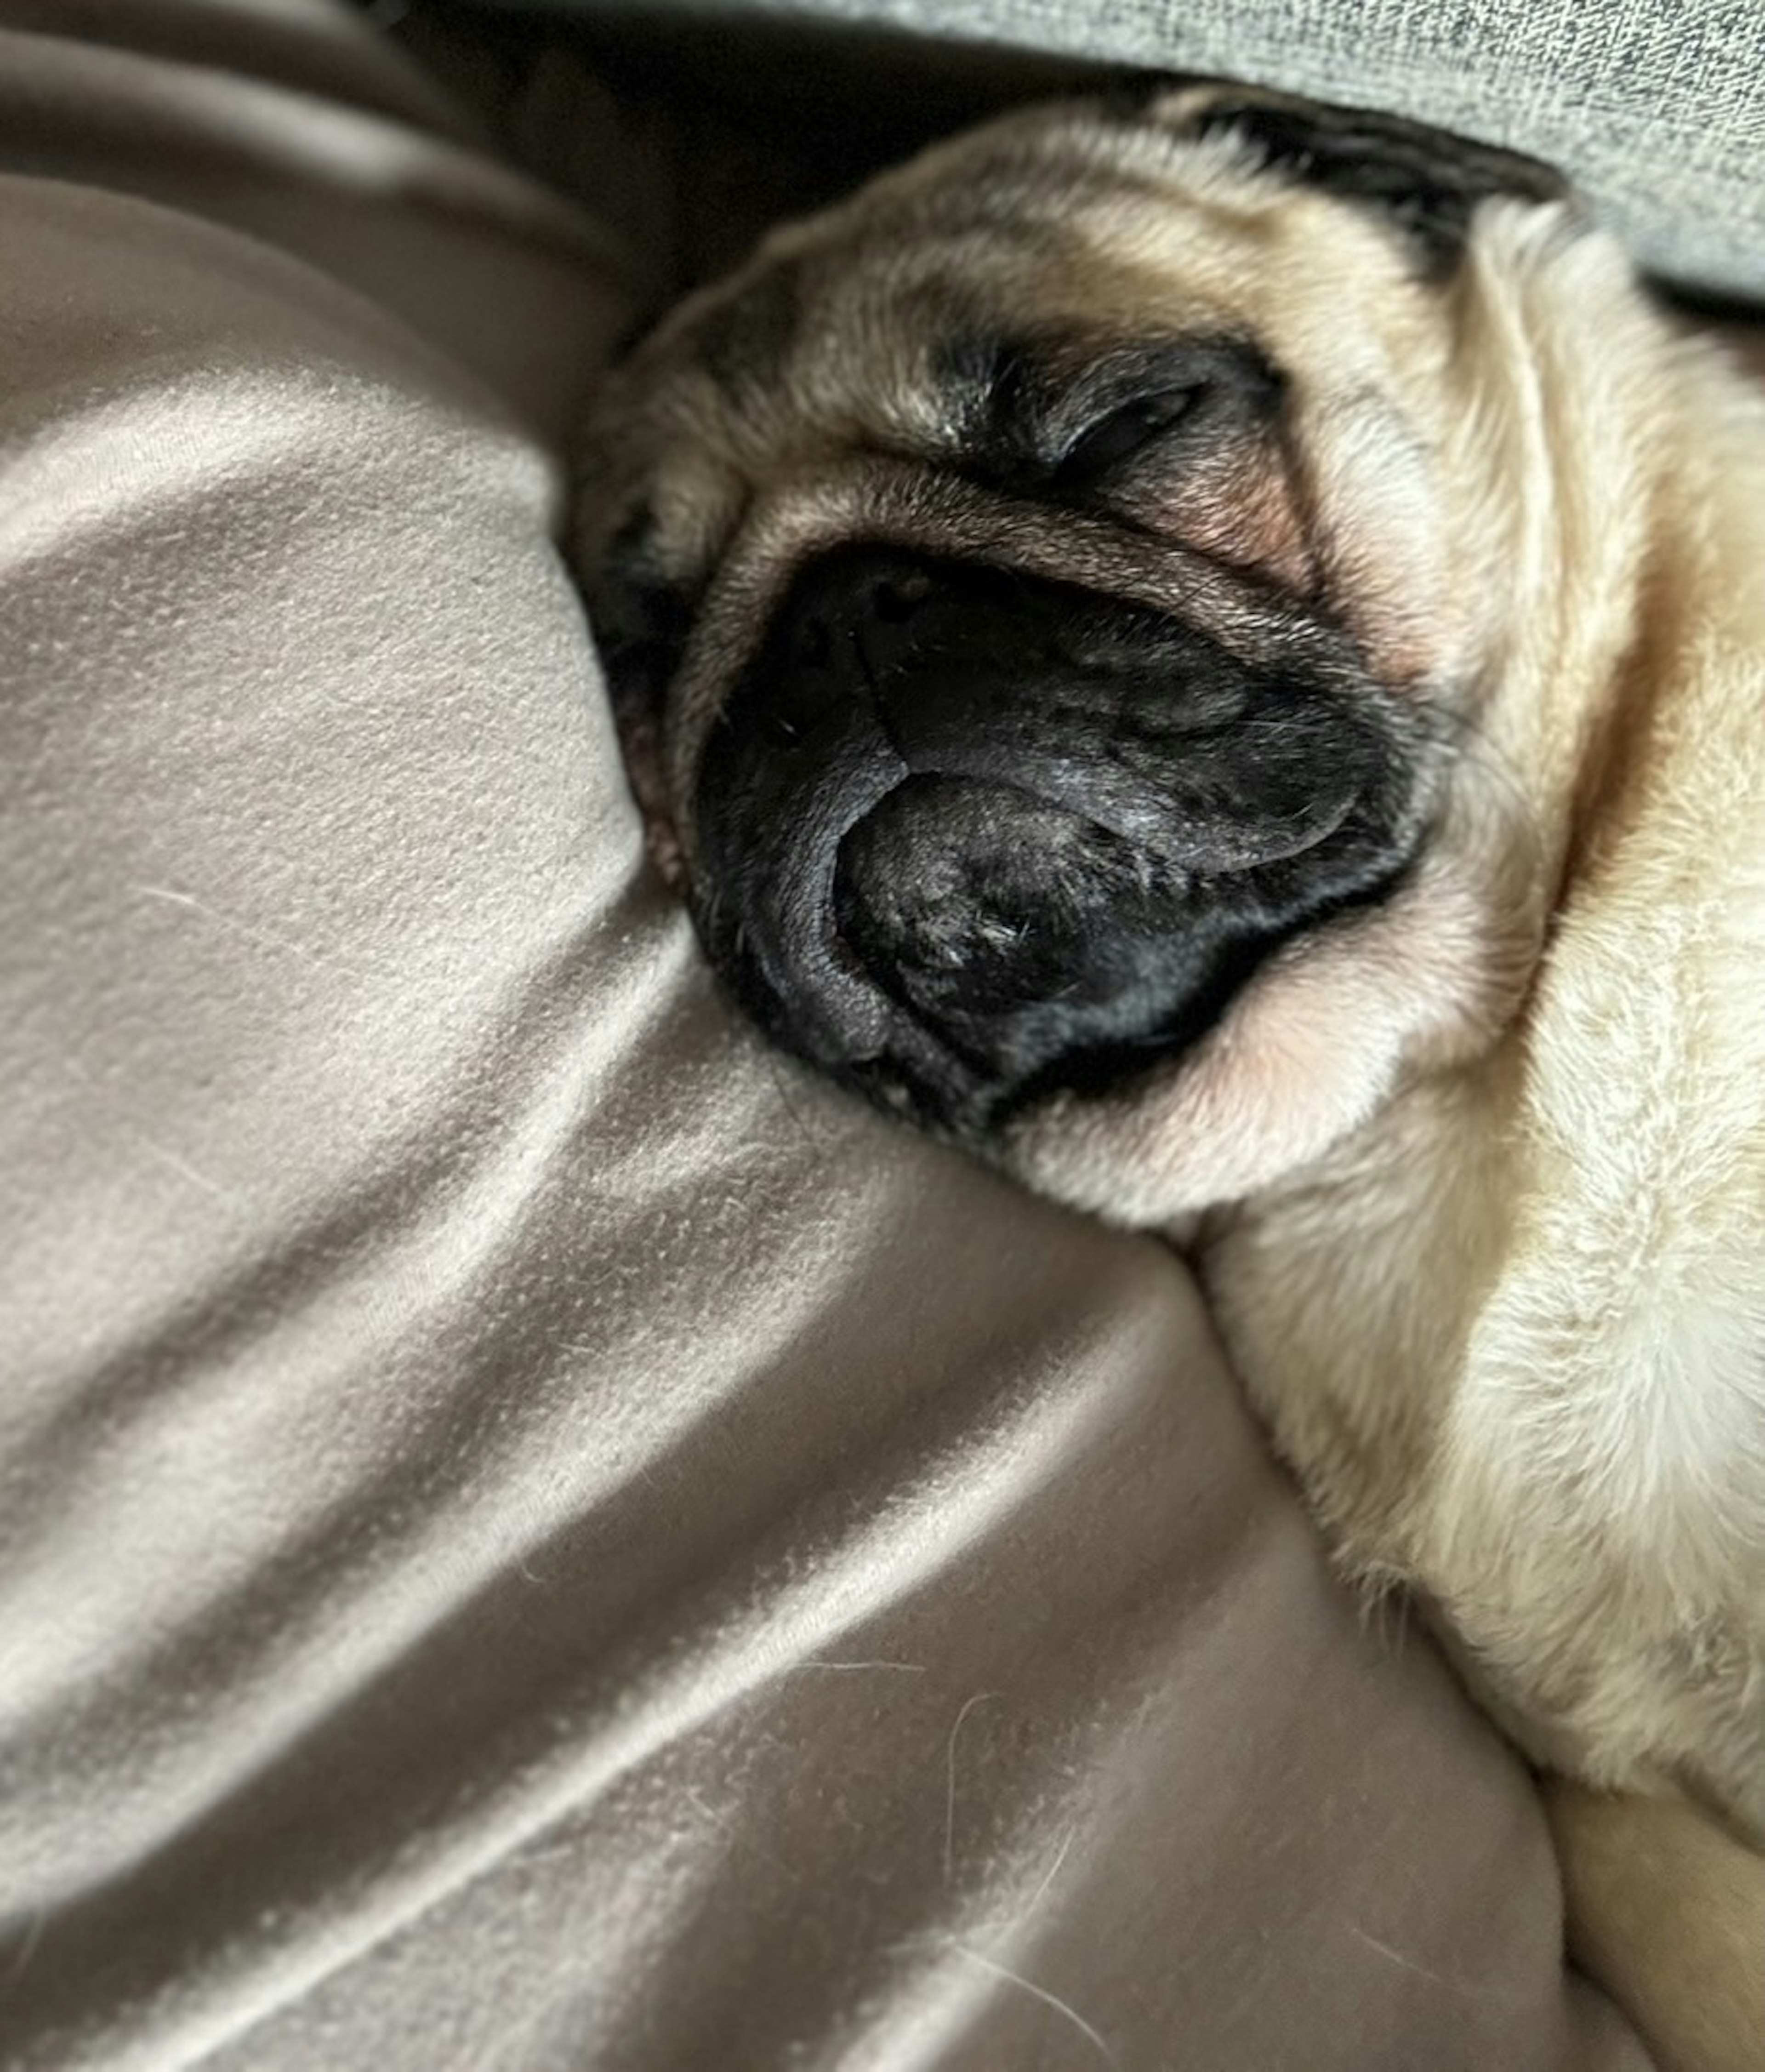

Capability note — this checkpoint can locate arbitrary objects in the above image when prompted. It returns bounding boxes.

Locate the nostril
[869,570,932,625]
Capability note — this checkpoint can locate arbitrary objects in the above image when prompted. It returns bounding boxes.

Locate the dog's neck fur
[1206,235,1765,1829]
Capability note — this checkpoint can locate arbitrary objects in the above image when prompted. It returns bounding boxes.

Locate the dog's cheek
[1001,989,1398,1227]
[1126,439,1317,593]
[1296,386,1467,688]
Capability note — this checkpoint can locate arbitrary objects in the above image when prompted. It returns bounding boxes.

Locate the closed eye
[1054,386,1206,484]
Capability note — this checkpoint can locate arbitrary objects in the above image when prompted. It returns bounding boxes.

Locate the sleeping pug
[575,83,1765,2067]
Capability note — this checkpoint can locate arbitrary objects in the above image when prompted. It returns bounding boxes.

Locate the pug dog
[575,82,1765,2068]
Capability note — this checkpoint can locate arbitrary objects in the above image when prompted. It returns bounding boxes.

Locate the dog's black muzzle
[694,543,1426,1139]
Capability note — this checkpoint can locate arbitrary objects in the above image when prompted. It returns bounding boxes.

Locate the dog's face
[578,85,1577,1222]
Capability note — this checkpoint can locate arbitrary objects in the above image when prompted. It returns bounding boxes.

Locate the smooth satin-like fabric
[0,7,1651,2068]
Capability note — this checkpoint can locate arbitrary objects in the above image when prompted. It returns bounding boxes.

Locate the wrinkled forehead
[686,123,1262,394]
[608,108,1413,548]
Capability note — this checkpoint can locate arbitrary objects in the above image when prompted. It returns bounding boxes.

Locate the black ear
[1145,84,1570,275]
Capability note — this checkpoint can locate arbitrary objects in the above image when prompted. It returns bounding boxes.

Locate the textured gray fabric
[0,6,1656,2070]
[542,0,1765,301]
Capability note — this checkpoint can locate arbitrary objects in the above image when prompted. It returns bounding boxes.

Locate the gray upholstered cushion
[502,0,1765,302]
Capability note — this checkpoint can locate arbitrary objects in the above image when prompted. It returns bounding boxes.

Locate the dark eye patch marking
[1054,386,1204,483]
[932,331,1047,480]
[934,331,1284,500]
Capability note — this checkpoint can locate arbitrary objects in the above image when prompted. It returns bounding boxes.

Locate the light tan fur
[578,87,1765,2062]
[1546,1781,1765,2071]
[1191,249,1765,1816]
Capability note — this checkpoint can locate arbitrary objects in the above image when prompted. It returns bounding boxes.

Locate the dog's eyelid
[1054,384,1206,480]
[1047,334,1284,460]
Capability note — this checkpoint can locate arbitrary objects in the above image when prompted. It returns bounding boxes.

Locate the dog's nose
[832,768,1194,1079]
[694,545,1416,1133]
